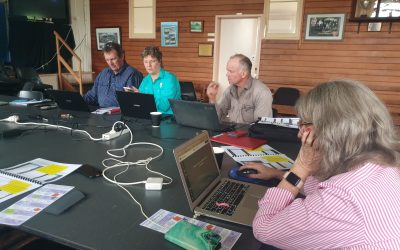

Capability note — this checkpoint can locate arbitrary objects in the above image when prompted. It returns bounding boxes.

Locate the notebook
[169,99,235,132]
[47,90,93,112]
[211,131,267,150]
[0,158,81,204]
[173,131,267,226]
[116,91,157,119]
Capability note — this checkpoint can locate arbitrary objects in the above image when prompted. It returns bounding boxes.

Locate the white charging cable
[0,115,111,141]
[101,130,173,220]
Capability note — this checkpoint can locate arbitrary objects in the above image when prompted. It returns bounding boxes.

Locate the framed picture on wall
[190,21,203,32]
[161,22,178,47]
[198,43,213,57]
[95,27,121,50]
[305,14,345,40]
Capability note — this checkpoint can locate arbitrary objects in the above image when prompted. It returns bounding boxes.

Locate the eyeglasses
[298,120,313,127]
[143,59,159,65]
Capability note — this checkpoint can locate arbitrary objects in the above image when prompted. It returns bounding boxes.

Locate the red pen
[108,108,121,114]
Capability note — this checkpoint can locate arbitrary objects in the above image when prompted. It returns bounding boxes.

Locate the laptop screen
[174,132,220,204]
[116,91,156,119]
[47,90,91,112]
[169,100,222,131]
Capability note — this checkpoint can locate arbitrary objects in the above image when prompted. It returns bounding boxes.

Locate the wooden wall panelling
[90,0,400,124]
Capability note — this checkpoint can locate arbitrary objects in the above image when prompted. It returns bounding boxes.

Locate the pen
[213,133,223,138]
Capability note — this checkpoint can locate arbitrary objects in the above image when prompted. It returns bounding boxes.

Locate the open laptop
[116,91,156,119]
[46,90,93,112]
[173,131,267,226]
[169,99,235,132]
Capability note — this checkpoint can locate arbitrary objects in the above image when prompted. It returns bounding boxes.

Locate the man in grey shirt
[206,54,273,123]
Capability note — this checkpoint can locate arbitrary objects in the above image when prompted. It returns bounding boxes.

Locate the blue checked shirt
[83,63,143,107]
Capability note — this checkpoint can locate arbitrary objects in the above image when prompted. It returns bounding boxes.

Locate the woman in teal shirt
[129,46,181,115]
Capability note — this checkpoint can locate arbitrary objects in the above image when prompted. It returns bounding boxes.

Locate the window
[129,0,156,39]
[264,0,303,39]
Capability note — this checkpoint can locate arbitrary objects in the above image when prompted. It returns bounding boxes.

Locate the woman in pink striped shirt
[240,79,400,249]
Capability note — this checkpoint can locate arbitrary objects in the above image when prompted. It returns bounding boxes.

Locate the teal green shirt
[139,68,181,115]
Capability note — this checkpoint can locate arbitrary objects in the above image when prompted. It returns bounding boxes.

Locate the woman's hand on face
[239,162,284,181]
[294,128,321,176]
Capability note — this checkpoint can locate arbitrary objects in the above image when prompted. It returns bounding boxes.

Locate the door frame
[212,14,265,81]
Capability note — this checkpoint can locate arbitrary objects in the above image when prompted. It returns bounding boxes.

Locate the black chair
[0,64,23,96]
[272,87,300,117]
[179,81,197,101]
[15,67,53,93]
[272,87,300,106]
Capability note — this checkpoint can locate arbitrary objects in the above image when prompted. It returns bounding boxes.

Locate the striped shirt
[253,162,400,249]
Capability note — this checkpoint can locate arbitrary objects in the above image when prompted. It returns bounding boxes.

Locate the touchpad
[242,195,259,209]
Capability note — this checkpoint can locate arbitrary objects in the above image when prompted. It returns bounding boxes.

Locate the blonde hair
[296,79,400,179]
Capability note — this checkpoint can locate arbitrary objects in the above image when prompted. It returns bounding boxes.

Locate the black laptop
[116,91,157,119]
[169,99,235,132]
[47,90,93,112]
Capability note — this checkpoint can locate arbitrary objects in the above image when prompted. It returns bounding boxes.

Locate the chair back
[17,90,43,100]
[15,67,41,83]
[272,87,300,106]
[179,81,197,101]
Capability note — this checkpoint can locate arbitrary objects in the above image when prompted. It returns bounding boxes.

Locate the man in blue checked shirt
[83,42,143,107]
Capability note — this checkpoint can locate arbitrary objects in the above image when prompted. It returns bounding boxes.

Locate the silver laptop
[169,99,235,132]
[173,131,267,226]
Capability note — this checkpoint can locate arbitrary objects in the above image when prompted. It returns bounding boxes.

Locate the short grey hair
[230,54,252,74]
[141,46,163,68]
[296,79,400,180]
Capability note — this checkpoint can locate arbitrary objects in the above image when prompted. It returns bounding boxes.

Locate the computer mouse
[237,168,258,177]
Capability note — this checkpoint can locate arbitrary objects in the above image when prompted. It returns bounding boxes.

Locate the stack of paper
[9,99,52,106]
[0,184,75,226]
[259,117,299,129]
[222,144,294,170]
[92,107,121,115]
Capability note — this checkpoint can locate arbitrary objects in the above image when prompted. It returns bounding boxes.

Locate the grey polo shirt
[216,77,273,123]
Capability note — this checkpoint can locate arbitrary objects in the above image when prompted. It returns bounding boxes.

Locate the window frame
[264,0,304,40]
[129,0,156,39]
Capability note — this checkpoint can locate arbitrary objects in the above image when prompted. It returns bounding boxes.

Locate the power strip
[102,128,130,141]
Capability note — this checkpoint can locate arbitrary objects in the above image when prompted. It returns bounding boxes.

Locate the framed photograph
[161,22,178,47]
[305,14,345,40]
[96,27,121,50]
[198,43,213,57]
[190,21,203,33]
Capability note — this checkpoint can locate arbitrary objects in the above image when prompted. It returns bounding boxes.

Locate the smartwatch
[283,171,303,188]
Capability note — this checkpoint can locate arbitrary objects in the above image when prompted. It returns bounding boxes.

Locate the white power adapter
[145,177,163,190]
[102,128,129,141]
[3,115,20,122]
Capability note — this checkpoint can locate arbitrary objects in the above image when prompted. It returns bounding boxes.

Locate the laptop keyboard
[202,180,249,216]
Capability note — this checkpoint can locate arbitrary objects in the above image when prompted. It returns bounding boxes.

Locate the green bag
[165,220,221,250]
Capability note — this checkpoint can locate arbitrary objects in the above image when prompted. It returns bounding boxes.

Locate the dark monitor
[9,0,70,24]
